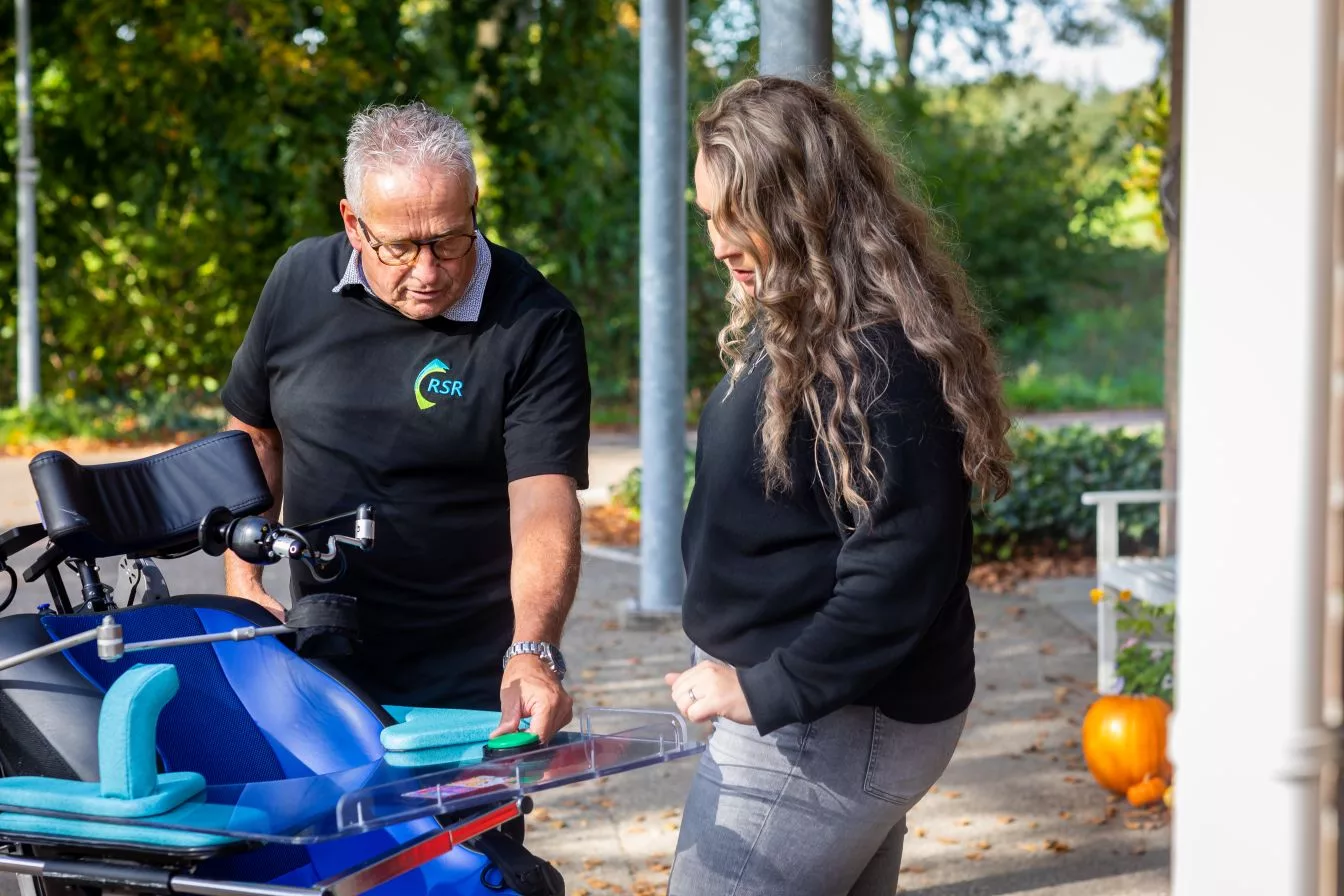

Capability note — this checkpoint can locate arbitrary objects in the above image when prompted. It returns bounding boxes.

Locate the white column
[1173,1,1337,894]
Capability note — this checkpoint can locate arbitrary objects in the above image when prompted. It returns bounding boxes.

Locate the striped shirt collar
[332,230,492,323]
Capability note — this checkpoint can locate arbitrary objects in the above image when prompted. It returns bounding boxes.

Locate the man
[220,101,589,744]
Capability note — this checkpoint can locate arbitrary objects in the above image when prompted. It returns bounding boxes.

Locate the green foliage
[611,450,696,521]
[0,2,1168,435]
[877,78,1135,340]
[869,0,1114,85]
[972,424,1162,561]
[1114,600,1175,703]
[0,1,437,400]
[0,393,223,449]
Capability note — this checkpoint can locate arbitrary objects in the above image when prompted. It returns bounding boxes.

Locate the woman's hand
[665,661,753,725]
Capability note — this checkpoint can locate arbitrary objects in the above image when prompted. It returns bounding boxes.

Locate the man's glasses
[358,207,477,266]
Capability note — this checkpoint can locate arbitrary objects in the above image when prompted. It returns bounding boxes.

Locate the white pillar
[1173,1,1337,893]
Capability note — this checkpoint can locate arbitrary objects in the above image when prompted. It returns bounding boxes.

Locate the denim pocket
[862,708,966,806]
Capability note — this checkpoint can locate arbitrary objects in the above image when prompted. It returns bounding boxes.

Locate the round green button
[487,731,539,750]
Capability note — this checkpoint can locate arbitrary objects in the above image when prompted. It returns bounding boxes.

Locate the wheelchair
[0,432,700,896]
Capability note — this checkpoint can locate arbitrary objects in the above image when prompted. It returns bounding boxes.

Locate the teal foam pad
[0,799,272,848]
[99,663,180,800]
[380,708,501,752]
[383,743,485,769]
[0,772,204,819]
[383,705,415,724]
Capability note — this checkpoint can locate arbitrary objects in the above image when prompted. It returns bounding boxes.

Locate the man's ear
[339,198,362,250]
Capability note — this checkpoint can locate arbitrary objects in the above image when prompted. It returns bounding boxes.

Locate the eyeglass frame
[357,206,478,266]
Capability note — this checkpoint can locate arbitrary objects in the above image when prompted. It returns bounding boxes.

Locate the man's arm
[493,473,581,741]
[223,415,287,619]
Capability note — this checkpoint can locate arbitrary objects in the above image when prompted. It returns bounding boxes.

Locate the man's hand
[492,654,573,742]
[665,661,753,725]
[235,585,287,622]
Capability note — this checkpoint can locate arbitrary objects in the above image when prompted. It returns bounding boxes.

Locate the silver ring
[688,687,697,702]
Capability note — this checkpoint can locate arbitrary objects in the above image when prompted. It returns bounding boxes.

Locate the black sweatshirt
[681,326,976,735]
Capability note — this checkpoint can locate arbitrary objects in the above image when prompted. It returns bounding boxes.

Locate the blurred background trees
[0,0,1174,434]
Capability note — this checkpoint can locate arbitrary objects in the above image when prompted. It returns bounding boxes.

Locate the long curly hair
[695,77,1013,524]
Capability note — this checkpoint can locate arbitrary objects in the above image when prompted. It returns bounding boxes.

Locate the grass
[998,251,1166,412]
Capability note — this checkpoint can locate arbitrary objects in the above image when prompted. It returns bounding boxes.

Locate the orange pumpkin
[1081,695,1172,795]
[1126,775,1167,806]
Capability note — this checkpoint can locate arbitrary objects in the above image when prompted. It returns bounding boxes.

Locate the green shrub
[1114,600,1175,703]
[972,424,1163,561]
[612,423,1164,563]
[611,450,696,521]
[0,392,224,450]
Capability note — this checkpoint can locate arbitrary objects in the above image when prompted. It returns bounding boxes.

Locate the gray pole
[759,0,834,82]
[15,0,40,409]
[634,0,687,616]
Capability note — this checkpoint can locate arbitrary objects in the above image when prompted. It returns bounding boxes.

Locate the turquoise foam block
[379,708,501,752]
[99,663,180,800]
[0,772,204,819]
[0,799,272,848]
[382,705,415,724]
[382,743,485,769]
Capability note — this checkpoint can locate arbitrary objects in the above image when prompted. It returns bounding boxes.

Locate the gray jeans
[668,654,967,896]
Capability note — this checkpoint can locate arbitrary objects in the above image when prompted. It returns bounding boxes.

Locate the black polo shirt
[221,233,590,710]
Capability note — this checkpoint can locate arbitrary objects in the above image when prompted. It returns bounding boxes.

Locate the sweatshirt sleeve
[735,367,971,735]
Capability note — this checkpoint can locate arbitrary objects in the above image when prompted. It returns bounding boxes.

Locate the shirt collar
[332,230,492,323]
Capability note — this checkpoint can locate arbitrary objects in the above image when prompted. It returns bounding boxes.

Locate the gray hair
[342,101,477,215]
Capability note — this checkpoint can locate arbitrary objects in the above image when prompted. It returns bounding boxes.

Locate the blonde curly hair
[695,77,1013,524]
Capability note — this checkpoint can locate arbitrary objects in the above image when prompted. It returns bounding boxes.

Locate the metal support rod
[0,627,98,673]
[0,621,292,673]
[636,0,688,613]
[759,0,833,83]
[118,625,292,655]
[14,0,40,408]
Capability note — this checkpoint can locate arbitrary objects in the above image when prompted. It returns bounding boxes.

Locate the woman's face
[694,151,762,297]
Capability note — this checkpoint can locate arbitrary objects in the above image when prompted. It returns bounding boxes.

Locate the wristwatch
[503,641,567,681]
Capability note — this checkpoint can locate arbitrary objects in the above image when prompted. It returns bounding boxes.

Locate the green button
[487,731,539,750]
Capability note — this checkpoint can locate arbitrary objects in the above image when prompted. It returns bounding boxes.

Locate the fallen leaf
[1039,643,1057,655]
[1045,839,1072,853]
[964,852,985,861]
[1054,687,1070,704]
[944,791,963,799]
[1058,811,1072,820]
[913,827,928,838]
[532,808,552,821]
[583,858,604,870]
[998,816,1016,825]
[899,866,926,875]
[936,836,961,845]
[955,819,972,827]
[974,841,991,850]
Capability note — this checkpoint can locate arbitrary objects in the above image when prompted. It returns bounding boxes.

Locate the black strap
[471,828,564,895]
[285,592,360,658]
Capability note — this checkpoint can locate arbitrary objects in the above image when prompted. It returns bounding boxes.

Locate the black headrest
[29,431,273,560]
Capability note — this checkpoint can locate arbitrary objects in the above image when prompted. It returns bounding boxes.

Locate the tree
[877,0,1112,85]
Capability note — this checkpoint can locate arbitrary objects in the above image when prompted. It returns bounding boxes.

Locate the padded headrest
[29,431,273,560]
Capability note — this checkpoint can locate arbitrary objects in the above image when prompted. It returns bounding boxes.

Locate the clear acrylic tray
[0,709,702,846]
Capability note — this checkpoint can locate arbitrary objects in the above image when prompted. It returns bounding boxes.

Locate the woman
[664,77,1014,895]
